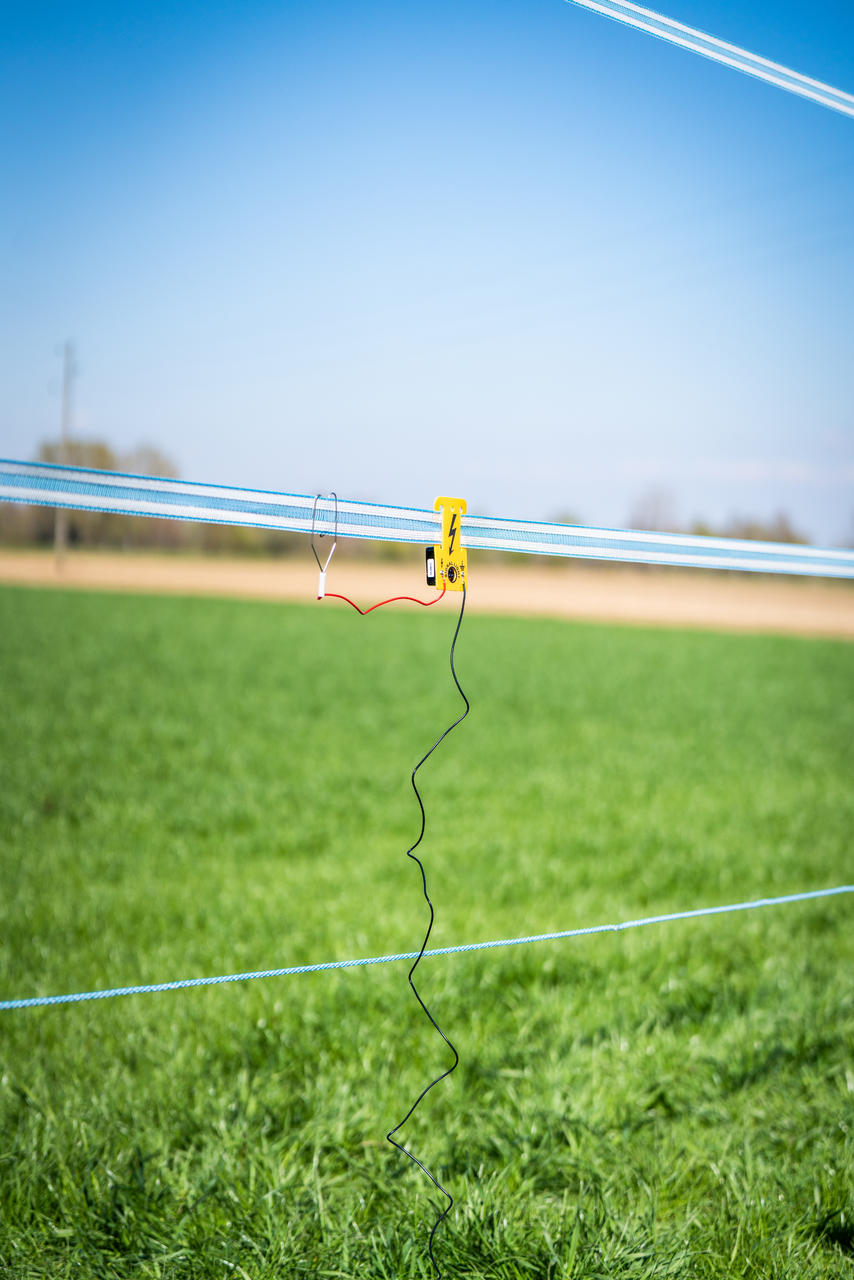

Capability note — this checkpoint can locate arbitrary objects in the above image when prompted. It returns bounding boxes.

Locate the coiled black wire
[386,582,469,1279]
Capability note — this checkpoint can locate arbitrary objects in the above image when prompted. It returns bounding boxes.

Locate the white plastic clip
[311,492,338,599]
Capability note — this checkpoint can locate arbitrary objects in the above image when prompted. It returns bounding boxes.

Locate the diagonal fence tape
[3,459,854,578]
[2,885,851,1011]
[564,0,854,120]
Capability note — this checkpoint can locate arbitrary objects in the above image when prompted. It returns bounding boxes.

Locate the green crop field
[1,583,852,1279]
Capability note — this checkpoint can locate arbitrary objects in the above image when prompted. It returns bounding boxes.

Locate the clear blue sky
[2,0,853,543]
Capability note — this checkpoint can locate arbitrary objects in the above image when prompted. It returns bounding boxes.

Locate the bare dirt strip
[1,549,853,638]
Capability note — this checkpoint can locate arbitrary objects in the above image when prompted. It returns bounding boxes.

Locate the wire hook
[311,492,338,599]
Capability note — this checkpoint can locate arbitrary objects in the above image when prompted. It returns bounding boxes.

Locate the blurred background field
[2,546,853,640]
[1,583,852,1277]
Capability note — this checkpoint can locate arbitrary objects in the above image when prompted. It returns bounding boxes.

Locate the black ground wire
[386,582,469,1279]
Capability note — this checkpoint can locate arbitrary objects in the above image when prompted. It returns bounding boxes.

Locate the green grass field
[1,583,852,1279]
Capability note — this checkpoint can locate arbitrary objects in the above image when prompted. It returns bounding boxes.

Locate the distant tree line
[628,487,808,545]
[688,513,806,544]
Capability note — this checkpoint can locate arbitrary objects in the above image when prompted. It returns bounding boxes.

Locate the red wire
[324,582,447,614]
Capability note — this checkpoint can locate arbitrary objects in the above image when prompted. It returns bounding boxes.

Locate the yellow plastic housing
[434,496,468,592]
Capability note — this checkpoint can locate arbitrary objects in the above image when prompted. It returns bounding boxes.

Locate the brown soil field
[1,548,853,638]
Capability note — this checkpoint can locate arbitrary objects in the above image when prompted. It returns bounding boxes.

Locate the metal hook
[311,492,338,599]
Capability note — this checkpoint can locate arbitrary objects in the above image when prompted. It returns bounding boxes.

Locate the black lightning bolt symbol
[448,512,457,557]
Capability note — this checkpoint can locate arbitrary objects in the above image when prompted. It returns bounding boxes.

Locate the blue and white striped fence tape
[3,459,854,578]
[2,885,851,1011]
[565,0,854,120]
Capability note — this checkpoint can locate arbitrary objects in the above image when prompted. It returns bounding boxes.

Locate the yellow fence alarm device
[427,496,467,592]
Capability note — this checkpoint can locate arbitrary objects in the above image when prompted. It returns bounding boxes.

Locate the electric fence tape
[564,0,854,120]
[2,885,851,1011]
[3,460,854,578]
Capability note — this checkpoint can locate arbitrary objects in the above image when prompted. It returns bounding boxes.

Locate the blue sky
[2,0,853,543]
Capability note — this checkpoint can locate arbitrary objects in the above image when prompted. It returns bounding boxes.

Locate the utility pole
[54,340,75,570]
